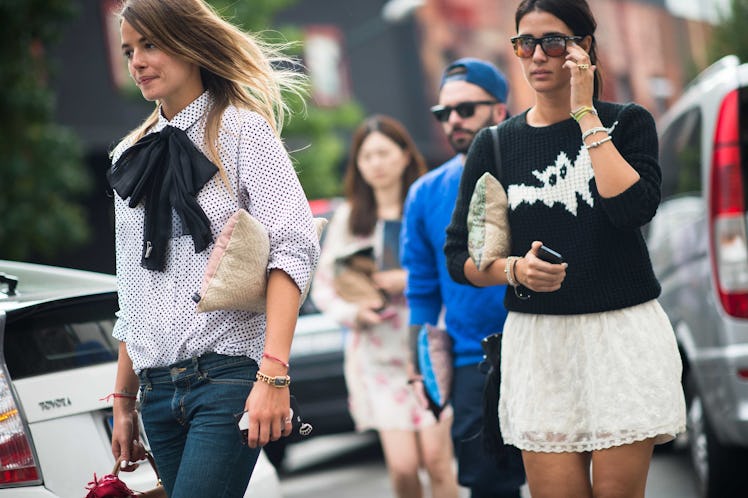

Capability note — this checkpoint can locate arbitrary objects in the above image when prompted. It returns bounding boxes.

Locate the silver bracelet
[504,257,517,287]
[585,135,613,150]
[582,126,608,141]
[510,257,520,287]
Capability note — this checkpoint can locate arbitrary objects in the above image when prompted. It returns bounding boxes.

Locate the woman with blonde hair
[107,1,319,496]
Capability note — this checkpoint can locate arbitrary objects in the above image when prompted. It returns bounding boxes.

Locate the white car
[0,260,281,497]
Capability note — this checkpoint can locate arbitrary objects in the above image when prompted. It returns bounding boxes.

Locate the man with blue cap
[401,58,526,497]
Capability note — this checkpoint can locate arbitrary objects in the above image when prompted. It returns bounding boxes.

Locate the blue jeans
[451,363,526,498]
[138,352,261,498]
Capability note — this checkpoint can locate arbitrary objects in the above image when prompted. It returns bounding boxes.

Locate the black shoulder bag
[480,126,509,458]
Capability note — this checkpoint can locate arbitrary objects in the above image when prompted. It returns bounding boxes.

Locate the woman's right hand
[355,300,386,327]
[111,407,145,472]
[563,40,596,115]
[515,241,567,292]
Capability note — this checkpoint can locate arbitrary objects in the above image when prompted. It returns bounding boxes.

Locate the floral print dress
[311,202,438,431]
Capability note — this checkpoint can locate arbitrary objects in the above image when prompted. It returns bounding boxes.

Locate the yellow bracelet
[570,105,598,122]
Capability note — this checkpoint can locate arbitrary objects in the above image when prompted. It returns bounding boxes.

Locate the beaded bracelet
[585,135,613,150]
[262,352,290,369]
[581,126,608,141]
[570,105,597,122]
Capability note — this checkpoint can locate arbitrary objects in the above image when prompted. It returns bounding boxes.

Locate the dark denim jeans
[451,363,526,498]
[138,352,261,498]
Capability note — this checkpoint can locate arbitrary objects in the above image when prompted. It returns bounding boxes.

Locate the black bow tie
[108,126,218,271]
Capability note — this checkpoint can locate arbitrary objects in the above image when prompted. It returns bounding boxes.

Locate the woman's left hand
[563,39,596,112]
[243,381,292,448]
[372,269,406,295]
[515,241,567,292]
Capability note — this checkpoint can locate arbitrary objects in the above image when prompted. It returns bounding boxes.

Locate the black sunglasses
[430,100,497,122]
[510,35,582,58]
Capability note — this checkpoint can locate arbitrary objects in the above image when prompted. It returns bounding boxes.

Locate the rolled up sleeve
[237,114,320,294]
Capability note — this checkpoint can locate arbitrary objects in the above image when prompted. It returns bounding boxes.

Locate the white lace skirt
[499,299,686,453]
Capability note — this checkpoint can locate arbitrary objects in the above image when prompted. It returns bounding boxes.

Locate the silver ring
[283,417,292,425]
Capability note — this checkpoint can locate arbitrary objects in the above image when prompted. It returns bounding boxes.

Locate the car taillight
[710,89,748,317]
[0,367,40,485]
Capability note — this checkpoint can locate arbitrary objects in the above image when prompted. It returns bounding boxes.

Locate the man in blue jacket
[401,58,525,498]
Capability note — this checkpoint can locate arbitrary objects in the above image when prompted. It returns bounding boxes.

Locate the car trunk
[13,365,160,497]
[2,294,161,496]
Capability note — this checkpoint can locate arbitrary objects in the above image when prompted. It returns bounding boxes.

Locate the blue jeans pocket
[201,356,255,386]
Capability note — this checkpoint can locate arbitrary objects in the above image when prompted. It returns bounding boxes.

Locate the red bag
[85,452,165,498]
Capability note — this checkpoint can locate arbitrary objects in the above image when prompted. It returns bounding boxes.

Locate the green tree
[285,98,364,199]
[708,0,748,63]
[0,0,90,260]
[209,0,364,200]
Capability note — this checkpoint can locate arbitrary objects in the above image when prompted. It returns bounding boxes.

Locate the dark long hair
[344,115,427,236]
[515,0,602,99]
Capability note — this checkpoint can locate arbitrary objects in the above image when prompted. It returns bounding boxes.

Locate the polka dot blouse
[110,91,320,372]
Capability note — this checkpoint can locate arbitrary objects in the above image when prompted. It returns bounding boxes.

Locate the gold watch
[255,371,291,388]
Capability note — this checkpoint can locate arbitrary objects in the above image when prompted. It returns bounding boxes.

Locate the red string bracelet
[262,352,290,369]
[100,392,137,402]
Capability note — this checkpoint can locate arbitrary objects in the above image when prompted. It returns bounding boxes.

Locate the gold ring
[578,63,590,70]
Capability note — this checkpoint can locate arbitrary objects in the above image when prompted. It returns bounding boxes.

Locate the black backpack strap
[489,125,502,182]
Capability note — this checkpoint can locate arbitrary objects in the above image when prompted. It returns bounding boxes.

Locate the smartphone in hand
[236,395,312,445]
[537,245,564,264]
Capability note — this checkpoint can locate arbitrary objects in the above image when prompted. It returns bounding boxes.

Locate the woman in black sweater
[444,1,685,497]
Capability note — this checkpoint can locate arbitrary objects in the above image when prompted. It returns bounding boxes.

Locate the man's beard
[448,115,497,154]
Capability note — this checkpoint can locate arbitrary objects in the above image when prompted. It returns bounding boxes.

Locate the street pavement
[278,432,697,498]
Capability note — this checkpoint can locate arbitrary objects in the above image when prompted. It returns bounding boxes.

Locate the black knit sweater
[444,100,662,315]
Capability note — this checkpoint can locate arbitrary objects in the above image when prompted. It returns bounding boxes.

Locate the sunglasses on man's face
[510,35,582,58]
[430,100,497,122]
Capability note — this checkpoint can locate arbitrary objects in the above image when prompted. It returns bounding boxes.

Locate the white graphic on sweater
[507,122,617,215]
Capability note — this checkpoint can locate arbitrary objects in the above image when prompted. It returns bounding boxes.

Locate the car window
[660,107,702,199]
[3,295,119,379]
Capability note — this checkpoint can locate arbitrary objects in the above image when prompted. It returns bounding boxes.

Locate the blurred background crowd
[0,0,744,273]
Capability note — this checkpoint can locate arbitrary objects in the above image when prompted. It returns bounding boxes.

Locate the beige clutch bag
[467,172,511,271]
[194,209,326,313]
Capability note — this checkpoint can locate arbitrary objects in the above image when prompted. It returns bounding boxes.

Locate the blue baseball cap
[440,58,509,103]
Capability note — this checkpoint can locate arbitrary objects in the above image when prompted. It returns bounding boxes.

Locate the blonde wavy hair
[114,0,307,184]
